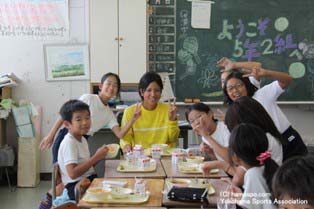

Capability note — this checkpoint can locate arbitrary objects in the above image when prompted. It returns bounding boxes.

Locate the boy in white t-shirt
[57,99,109,201]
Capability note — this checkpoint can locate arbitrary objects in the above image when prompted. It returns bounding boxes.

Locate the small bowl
[87,187,111,199]
[186,156,204,164]
[168,179,191,187]
[106,144,120,158]
[110,187,133,199]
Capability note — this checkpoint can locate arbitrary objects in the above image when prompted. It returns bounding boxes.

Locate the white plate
[117,159,157,172]
[82,191,150,204]
[106,144,120,159]
[144,148,181,156]
[177,162,219,174]
[102,180,128,188]
[177,162,202,173]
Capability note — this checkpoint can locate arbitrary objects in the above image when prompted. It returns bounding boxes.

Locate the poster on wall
[44,44,90,81]
[0,0,69,40]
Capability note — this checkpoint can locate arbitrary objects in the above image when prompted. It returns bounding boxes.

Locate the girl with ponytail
[227,123,278,209]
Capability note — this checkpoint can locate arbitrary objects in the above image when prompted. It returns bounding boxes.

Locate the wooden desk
[89,208,167,209]
[162,178,229,207]
[78,178,164,208]
[104,160,166,179]
[161,159,228,178]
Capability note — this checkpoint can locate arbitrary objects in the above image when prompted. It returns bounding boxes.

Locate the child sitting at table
[39,100,109,209]
[121,72,179,153]
[272,155,314,209]
[227,123,278,209]
[57,99,109,201]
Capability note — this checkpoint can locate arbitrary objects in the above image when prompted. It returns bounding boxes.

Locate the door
[118,0,147,83]
[90,0,118,83]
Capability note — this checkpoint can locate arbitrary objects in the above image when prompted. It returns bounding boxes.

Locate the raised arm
[120,106,136,153]
[167,98,180,145]
[242,67,293,89]
[192,114,230,161]
[66,145,108,179]
[39,117,63,150]
[217,57,261,72]
[111,103,141,139]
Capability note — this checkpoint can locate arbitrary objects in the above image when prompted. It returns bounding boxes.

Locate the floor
[0,180,50,209]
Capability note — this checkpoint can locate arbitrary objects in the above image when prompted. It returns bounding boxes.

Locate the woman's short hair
[138,72,163,100]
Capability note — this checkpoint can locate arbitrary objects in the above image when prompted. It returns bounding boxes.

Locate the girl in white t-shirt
[222,96,284,186]
[40,72,141,162]
[219,58,307,160]
[227,123,278,209]
[186,103,233,175]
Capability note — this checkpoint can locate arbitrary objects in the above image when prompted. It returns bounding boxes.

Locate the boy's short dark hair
[59,99,90,122]
[138,72,163,100]
[272,155,314,205]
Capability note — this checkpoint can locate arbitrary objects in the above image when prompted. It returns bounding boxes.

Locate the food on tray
[111,188,133,199]
[106,144,120,158]
[87,187,111,199]
[168,179,191,187]
[186,156,205,164]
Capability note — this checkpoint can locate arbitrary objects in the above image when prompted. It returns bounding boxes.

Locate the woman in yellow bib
[121,72,179,153]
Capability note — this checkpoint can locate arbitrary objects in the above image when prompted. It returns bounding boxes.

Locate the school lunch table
[104,159,166,179]
[160,158,228,178]
[77,178,164,208]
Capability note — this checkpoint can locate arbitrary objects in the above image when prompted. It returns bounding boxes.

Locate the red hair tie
[256,150,271,165]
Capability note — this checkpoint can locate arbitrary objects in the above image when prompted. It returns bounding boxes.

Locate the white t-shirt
[240,166,277,209]
[58,133,95,185]
[79,94,118,135]
[253,81,291,133]
[266,133,283,166]
[202,121,230,161]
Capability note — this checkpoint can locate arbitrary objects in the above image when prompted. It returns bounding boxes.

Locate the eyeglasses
[226,83,244,92]
[189,114,202,125]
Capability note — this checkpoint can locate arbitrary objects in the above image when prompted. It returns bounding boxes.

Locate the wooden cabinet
[90,0,147,84]
[0,87,11,146]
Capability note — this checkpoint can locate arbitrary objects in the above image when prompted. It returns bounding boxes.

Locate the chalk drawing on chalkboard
[177,36,201,80]
[274,17,289,32]
[179,10,189,35]
[298,40,314,59]
[198,68,218,88]
[197,54,220,89]
[288,62,305,79]
[183,36,201,64]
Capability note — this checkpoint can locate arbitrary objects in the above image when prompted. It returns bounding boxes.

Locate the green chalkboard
[174,0,314,103]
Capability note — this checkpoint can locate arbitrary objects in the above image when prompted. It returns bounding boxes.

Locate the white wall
[0,0,89,172]
[1,1,313,174]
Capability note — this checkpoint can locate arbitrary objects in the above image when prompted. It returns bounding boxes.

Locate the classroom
[0,0,313,209]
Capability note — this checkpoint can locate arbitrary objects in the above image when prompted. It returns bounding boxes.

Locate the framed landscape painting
[44,44,90,81]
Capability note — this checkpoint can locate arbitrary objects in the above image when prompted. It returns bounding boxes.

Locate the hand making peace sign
[130,102,142,122]
[168,97,177,121]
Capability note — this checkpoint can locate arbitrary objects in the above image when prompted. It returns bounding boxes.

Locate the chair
[52,163,91,209]
[116,110,124,126]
